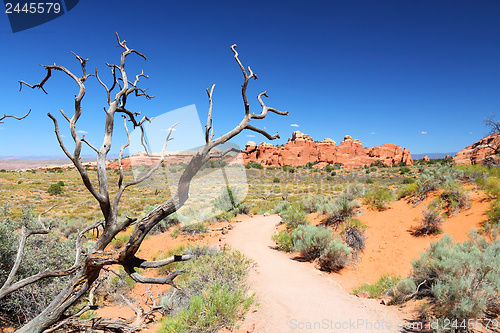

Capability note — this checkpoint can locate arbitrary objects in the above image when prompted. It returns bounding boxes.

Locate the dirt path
[225,215,407,333]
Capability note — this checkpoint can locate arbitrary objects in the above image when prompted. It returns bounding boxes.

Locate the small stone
[356,292,370,298]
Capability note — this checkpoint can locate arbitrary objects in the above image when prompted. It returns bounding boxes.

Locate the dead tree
[476,114,500,166]
[7,33,287,332]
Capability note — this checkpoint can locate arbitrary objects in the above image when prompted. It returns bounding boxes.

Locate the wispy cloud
[369,132,376,135]
[421,131,427,135]
[77,130,88,134]
[161,128,176,132]
[469,132,473,134]
[290,124,299,127]
[61,134,67,138]
[246,134,255,137]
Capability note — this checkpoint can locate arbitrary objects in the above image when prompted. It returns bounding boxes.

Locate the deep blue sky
[1,0,500,157]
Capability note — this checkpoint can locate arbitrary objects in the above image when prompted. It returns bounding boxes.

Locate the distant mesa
[454,133,500,166]
[243,130,413,168]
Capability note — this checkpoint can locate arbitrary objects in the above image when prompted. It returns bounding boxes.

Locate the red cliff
[453,133,500,165]
[243,131,413,168]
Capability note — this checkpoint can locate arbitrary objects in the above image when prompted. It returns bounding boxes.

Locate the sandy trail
[225,215,406,333]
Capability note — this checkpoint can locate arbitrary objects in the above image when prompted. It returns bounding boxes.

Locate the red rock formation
[422,155,430,162]
[453,133,500,165]
[243,131,413,168]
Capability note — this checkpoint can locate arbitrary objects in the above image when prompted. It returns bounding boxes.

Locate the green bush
[47,183,63,196]
[363,188,393,211]
[292,225,332,260]
[352,274,401,298]
[179,222,209,236]
[159,247,253,333]
[245,161,263,169]
[401,177,416,184]
[365,178,374,184]
[272,230,293,252]
[318,238,352,272]
[272,177,280,183]
[411,232,500,329]
[159,283,253,333]
[390,278,417,304]
[0,204,75,325]
[57,180,65,187]
[324,195,360,226]
[279,203,308,229]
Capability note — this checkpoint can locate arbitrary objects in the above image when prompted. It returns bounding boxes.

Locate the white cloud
[77,130,88,134]
[246,134,255,137]
[161,128,176,132]
[369,132,376,135]
[469,132,473,134]
[421,131,427,134]
[290,124,299,127]
[61,134,67,138]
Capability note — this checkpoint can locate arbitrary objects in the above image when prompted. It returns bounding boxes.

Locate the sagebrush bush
[292,225,331,260]
[179,222,209,236]
[318,238,352,272]
[324,195,360,227]
[363,187,393,211]
[411,232,500,329]
[279,202,308,229]
[0,204,75,325]
[159,247,253,333]
[390,278,417,304]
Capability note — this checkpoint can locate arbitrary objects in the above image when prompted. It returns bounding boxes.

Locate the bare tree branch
[0,110,31,123]
[205,84,215,143]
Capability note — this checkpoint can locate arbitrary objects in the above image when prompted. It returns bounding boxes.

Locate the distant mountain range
[412,152,457,160]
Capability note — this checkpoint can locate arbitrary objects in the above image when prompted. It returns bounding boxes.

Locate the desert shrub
[389,278,417,304]
[57,180,65,187]
[399,166,411,175]
[363,187,393,211]
[487,199,500,224]
[326,175,333,181]
[302,195,329,214]
[411,204,444,236]
[179,222,209,236]
[282,166,296,173]
[365,178,374,184]
[273,200,291,215]
[401,165,465,205]
[110,233,130,249]
[344,183,368,198]
[272,177,280,183]
[318,238,352,272]
[272,230,293,252]
[401,177,415,184]
[370,160,386,168]
[279,203,308,229]
[324,164,334,173]
[47,183,63,196]
[159,247,253,333]
[0,204,75,325]
[245,161,263,170]
[397,182,418,199]
[439,187,470,216]
[324,195,360,227]
[159,283,253,333]
[341,224,366,253]
[292,225,332,260]
[233,202,251,215]
[411,232,500,329]
[352,274,401,299]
